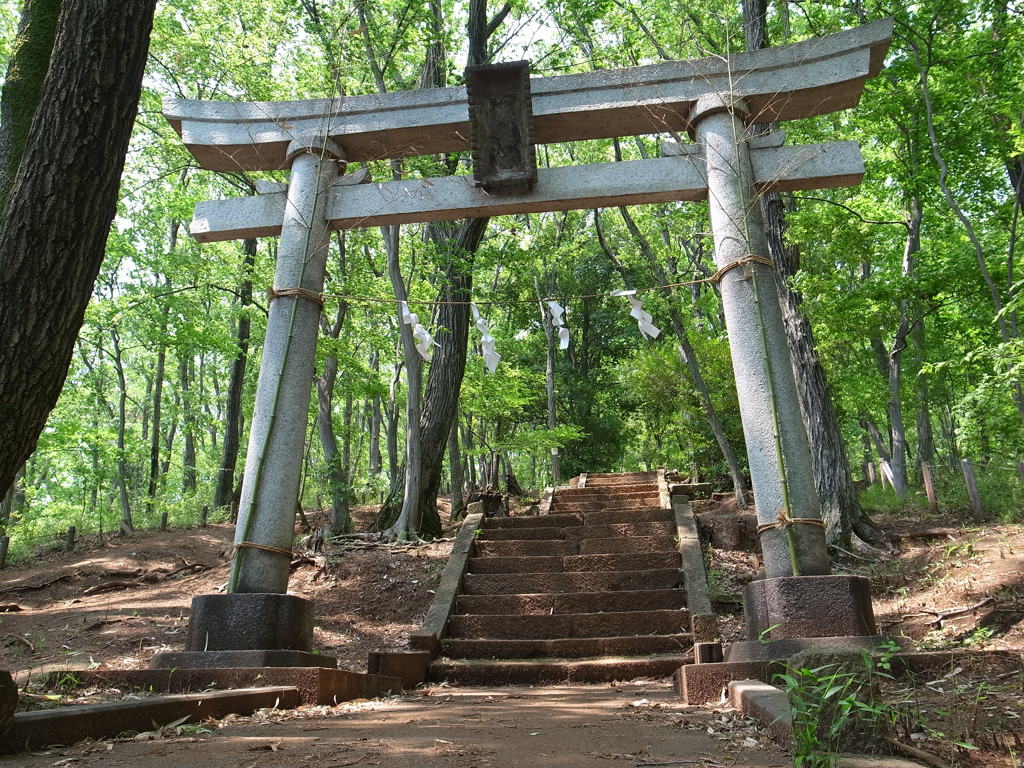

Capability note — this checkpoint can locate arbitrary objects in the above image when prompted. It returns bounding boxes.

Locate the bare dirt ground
[695,499,1024,767]
[0,503,455,682]
[0,684,789,768]
[2,497,1024,765]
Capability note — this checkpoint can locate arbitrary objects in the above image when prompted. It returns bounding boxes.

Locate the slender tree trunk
[538,277,561,485]
[0,0,158,492]
[316,238,352,535]
[179,353,197,494]
[368,350,382,477]
[146,283,170,520]
[449,417,464,516]
[111,330,133,534]
[214,238,254,511]
[385,356,401,485]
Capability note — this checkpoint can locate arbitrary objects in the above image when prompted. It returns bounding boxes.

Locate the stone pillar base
[726,575,884,662]
[149,593,335,669]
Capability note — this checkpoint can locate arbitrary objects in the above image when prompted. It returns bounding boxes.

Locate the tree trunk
[368,350,382,477]
[411,218,487,538]
[111,330,133,534]
[0,0,158,493]
[146,286,170,520]
[538,277,561,486]
[179,353,197,494]
[0,0,62,208]
[449,417,464,516]
[214,238,255,511]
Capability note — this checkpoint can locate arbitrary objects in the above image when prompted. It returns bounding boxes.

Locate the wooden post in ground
[961,460,984,521]
[866,460,877,485]
[199,504,209,528]
[0,535,9,569]
[64,526,76,553]
[921,462,939,513]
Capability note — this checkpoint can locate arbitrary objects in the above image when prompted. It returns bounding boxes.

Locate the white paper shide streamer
[611,290,661,340]
[547,300,570,350]
[471,302,501,373]
[400,301,437,361]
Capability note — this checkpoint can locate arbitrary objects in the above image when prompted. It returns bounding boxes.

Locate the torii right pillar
[690,93,881,662]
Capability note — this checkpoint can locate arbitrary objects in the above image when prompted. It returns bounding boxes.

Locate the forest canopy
[0,0,1022,558]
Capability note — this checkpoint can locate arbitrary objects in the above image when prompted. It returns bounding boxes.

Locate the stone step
[578,535,677,555]
[586,474,659,486]
[475,527,567,541]
[462,568,681,595]
[564,521,677,540]
[584,507,673,526]
[557,484,657,498]
[485,512,582,529]
[477,520,675,542]
[442,633,693,659]
[455,588,687,616]
[473,540,576,558]
[554,497,661,513]
[473,534,675,558]
[430,654,690,685]
[466,551,680,575]
[447,609,689,640]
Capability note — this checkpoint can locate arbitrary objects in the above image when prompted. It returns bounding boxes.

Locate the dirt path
[0,683,788,767]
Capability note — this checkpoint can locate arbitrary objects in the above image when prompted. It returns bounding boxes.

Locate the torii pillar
[152,134,343,670]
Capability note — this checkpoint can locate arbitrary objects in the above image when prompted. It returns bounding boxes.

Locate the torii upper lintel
[164,19,892,172]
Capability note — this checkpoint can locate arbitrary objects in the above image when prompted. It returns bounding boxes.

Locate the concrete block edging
[410,507,484,655]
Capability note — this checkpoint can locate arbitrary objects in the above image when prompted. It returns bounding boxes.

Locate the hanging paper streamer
[470,302,501,374]
[547,300,570,350]
[400,301,437,361]
[611,290,661,339]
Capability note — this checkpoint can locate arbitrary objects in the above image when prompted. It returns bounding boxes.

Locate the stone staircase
[428,471,695,685]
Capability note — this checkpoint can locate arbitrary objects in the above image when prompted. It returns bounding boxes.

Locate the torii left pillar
[151,135,343,670]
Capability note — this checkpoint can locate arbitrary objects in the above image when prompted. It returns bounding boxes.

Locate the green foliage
[778,644,899,766]
[2,0,1024,555]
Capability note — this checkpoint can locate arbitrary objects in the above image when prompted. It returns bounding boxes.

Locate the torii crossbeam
[152,19,893,671]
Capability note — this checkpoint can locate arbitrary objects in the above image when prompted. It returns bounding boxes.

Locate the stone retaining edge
[3,686,300,753]
[671,493,717,641]
[410,506,484,655]
[727,679,792,742]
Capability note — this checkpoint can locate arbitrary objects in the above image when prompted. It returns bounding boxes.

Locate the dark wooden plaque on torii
[464,60,538,192]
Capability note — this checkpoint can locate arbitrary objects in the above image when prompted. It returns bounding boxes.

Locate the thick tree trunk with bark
[0,0,158,492]
[214,238,255,512]
[412,218,488,537]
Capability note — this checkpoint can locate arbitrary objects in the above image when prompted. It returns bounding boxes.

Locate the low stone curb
[727,679,791,741]
[41,666,398,706]
[410,506,484,654]
[2,686,300,753]
[671,493,718,642]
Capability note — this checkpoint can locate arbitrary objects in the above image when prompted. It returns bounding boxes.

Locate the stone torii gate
[153,19,893,669]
